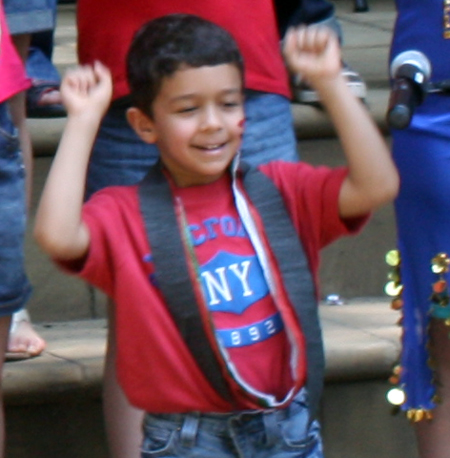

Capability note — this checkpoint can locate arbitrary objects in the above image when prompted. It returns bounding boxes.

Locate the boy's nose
[200,105,222,130]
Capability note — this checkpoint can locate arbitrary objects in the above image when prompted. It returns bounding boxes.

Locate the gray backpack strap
[138,163,233,403]
[242,167,325,419]
[138,163,324,417]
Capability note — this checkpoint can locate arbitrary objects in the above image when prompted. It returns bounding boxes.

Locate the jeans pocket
[279,420,323,457]
[141,422,176,457]
[277,394,324,458]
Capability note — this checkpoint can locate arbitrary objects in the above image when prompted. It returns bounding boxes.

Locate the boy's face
[144,64,244,187]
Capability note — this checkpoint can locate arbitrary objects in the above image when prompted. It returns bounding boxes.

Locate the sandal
[26,82,66,119]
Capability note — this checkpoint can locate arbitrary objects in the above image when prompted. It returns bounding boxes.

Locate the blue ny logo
[199,251,269,314]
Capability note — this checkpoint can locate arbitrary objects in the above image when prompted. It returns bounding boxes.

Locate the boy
[35,14,398,457]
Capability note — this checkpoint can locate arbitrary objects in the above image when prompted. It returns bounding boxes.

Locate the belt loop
[180,412,200,448]
[262,411,279,447]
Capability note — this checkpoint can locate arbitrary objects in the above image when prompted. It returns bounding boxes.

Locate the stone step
[4,299,418,458]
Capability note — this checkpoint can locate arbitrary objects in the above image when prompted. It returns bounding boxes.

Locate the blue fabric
[0,103,32,316]
[86,92,299,198]
[390,0,450,412]
[26,46,61,83]
[141,389,323,458]
[26,0,60,83]
[3,0,54,35]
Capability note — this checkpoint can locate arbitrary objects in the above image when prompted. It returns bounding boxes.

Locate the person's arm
[283,26,399,218]
[34,62,112,260]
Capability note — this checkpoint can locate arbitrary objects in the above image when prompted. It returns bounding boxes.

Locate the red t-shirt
[68,161,365,413]
[0,0,30,102]
[77,0,290,101]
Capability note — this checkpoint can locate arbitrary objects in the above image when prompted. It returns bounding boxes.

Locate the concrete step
[29,89,391,156]
[4,299,418,458]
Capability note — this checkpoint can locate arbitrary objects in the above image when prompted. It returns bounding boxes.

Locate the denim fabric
[26,46,61,83]
[0,103,32,316]
[86,92,299,198]
[242,93,299,166]
[141,389,323,458]
[26,0,60,83]
[3,0,54,35]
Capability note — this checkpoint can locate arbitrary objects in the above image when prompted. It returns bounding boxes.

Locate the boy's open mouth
[195,142,227,151]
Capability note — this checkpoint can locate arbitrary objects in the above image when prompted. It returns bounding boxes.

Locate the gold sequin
[385,281,403,297]
[431,253,450,274]
[390,298,403,310]
[385,250,400,267]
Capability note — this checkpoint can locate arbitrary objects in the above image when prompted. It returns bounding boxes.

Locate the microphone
[386,50,431,129]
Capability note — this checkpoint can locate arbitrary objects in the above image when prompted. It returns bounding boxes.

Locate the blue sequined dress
[391,0,450,413]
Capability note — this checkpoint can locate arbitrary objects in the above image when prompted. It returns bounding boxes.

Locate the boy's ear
[126,107,157,143]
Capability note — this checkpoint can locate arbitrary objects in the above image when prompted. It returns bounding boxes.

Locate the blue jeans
[141,389,323,458]
[26,0,60,83]
[3,0,54,35]
[0,103,31,317]
[27,46,61,83]
[86,92,299,197]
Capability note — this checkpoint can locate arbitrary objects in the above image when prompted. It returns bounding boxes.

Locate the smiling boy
[34,14,398,458]
[127,63,244,187]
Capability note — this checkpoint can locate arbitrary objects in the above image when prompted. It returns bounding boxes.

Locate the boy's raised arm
[284,26,399,218]
[34,62,113,260]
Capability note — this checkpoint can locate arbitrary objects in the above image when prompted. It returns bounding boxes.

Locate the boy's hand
[60,62,113,119]
[283,26,342,90]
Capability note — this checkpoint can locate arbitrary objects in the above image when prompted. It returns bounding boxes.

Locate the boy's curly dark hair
[126,14,244,117]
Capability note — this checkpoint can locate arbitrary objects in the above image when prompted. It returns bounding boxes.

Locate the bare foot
[38,87,63,106]
[6,310,47,360]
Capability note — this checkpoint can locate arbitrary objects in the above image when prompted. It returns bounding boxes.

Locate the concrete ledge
[5,299,414,458]
[321,299,400,382]
[3,299,400,405]
[4,320,107,405]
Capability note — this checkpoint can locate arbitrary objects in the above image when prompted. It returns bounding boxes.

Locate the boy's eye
[221,96,243,109]
[223,101,239,108]
[177,106,198,114]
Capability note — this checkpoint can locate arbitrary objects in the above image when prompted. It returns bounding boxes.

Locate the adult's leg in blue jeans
[26,45,61,83]
[3,1,50,357]
[26,0,60,83]
[22,0,64,118]
[3,0,53,35]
